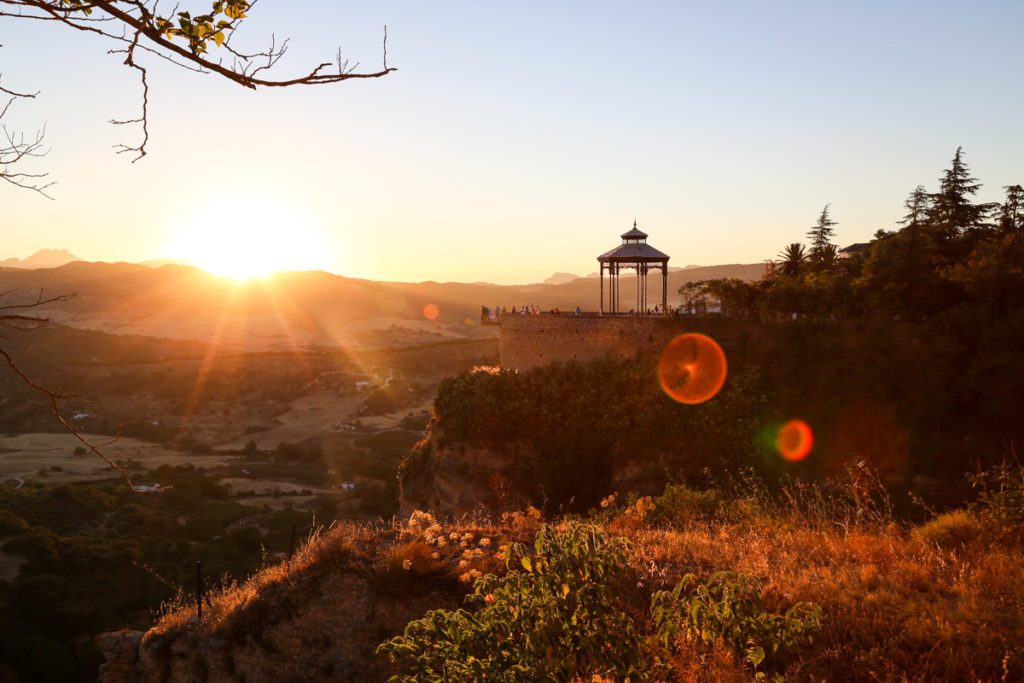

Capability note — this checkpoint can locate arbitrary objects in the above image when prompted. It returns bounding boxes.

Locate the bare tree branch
[0,288,137,485]
[1,0,396,178]
[0,73,54,197]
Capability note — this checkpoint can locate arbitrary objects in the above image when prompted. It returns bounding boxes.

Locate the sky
[2,1,1023,284]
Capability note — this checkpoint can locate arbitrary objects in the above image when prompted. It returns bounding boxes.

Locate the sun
[168,193,330,280]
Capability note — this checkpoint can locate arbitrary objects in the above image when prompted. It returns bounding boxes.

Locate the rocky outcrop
[95,630,144,683]
[398,419,531,518]
[398,415,661,518]
[95,525,464,683]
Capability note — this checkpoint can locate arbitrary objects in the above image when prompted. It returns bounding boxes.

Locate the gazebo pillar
[661,264,667,313]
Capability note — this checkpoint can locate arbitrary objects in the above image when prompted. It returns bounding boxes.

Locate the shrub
[913,509,982,548]
[650,483,725,526]
[651,571,823,679]
[378,522,649,681]
[968,460,1024,543]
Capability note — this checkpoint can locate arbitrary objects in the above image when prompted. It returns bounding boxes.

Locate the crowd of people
[482,304,684,322]
[481,304,586,322]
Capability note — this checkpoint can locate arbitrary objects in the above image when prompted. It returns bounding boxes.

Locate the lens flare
[423,303,440,321]
[776,419,814,461]
[658,333,727,404]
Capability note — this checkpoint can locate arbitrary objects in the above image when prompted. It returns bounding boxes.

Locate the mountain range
[1,248,82,269]
[0,259,764,351]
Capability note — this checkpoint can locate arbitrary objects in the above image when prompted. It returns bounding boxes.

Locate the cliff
[92,519,494,682]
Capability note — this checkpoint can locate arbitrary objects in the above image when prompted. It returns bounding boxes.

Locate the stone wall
[499,315,684,371]
[498,314,769,371]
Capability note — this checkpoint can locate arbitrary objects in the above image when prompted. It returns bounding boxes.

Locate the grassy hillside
[136,466,1024,682]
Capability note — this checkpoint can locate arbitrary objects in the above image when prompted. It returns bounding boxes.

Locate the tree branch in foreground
[0,1,396,174]
[1,291,136,487]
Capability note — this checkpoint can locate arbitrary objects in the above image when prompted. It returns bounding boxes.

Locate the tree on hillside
[898,185,931,233]
[928,147,994,239]
[806,204,838,267]
[0,0,395,193]
[997,184,1024,234]
[776,243,807,277]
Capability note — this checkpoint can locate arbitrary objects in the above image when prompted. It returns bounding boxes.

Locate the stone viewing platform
[498,313,679,371]
[485,220,685,370]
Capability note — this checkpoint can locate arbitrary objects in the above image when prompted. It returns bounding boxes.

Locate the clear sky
[2,1,1022,284]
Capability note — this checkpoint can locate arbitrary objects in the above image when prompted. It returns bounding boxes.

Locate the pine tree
[997,184,1024,234]
[806,204,838,265]
[928,147,992,236]
[898,185,931,232]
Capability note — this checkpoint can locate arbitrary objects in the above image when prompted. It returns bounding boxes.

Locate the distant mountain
[1,248,82,269]
[137,257,191,268]
[542,272,580,285]
[0,260,766,349]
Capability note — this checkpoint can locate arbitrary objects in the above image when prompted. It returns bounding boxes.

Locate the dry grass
[138,487,1023,682]
[612,486,1024,682]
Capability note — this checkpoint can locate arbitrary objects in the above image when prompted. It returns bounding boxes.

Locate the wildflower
[402,559,412,570]
[479,537,491,547]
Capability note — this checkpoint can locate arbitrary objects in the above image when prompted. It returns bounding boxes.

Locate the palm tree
[777,243,807,277]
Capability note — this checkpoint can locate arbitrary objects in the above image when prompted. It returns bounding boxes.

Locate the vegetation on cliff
[683,148,1024,324]
[423,357,768,511]
[136,460,1024,682]
[412,303,1022,516]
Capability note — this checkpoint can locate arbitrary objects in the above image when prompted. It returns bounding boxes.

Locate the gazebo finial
[633,218,637,229]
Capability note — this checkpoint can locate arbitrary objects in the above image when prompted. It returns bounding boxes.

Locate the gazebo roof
[598,221,670,262]
[598,242,670,262]
[620,226,648,240]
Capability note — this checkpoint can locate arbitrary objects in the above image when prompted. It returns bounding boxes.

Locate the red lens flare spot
[423,303,440,320]
[658,333,728,404]
[777,419,814,461]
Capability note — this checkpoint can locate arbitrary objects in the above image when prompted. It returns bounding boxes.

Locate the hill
[1,248,81,269]
[0,261,763,351]
[96,476,1024,682]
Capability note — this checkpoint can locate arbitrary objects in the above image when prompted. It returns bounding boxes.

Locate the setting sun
[168,194,330,280]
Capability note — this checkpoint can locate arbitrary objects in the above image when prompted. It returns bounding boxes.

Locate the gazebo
[598,221,670,314]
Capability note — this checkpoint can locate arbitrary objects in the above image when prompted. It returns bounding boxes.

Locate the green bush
[968,461,1024,543]
[378,522,649,681]
[652,570,822,679]
[650,483,725,526]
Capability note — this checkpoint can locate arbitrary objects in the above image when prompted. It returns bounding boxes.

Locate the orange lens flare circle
[658,333,728,404]
[776,419,814,461]
[423,303,440,321]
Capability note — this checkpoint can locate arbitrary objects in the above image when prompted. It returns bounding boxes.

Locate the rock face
[398,415,659,518]
[95,631,144,682]
[95,536,463,682]
[398,419,531,518]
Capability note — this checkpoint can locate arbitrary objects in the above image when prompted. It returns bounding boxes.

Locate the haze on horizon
[2,1,1022,285]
